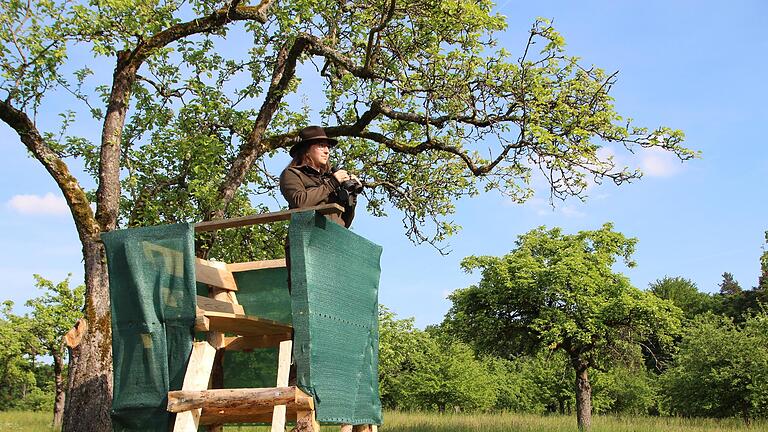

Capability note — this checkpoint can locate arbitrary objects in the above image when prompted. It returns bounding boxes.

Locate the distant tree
[719,272,742,295]
[660,312,768,423]
[397,337,497,413]
[25,276,85,429]
[377,306,428,408]
[496,351,574,414]
[0,304,36,410]
[719,235,768,322]
[445,224,682,431]
[379,307,496,412]
[589,346,657,415]
[648,276,715,319]
[759,232,768,292]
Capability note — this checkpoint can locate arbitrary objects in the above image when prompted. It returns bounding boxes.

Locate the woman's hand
[332,169,350,183]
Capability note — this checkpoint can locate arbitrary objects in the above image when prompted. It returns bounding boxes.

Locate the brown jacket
[279,165,355,227]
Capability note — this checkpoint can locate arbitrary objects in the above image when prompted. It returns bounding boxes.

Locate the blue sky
[1,1,767,327]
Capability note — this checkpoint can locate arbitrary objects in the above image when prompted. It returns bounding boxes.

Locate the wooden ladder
[168,256,318,432]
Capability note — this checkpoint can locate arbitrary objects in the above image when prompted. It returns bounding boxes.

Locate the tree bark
[52,348,66,429]
[571,357,592,432]
[62,239,113,432]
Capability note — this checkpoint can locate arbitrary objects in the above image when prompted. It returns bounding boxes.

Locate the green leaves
[448,224,682,367]
[661,312,768,421]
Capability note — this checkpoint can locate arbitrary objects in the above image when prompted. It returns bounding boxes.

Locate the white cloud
[561,205,586,218]
[640,148,682,177]
[6,193,69,216]
[523,197,586,219]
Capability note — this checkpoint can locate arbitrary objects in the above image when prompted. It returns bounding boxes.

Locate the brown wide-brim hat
[289,125,338,158]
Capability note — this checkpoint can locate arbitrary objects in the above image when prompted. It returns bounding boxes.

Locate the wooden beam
[171,342,217,432]
[223,334,292,351]
[271,340,293,432]
[196,295,243,315]
[168,387,311,413]
[194,312,210,332]
[194,204,344,232]
[197,389,315,426]
[228,258,286,273]
[196,258,238,291]
[197,310,292,337]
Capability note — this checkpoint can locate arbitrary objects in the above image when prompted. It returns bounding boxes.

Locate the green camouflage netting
[102,223,196,432]
[289,212,383,425]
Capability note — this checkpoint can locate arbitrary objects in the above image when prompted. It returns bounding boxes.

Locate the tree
[0,1,694,429]
[377,306,428,408]
[660,312,768,423]
[719,272,742,296]
[445,224,682,431]
[25,276,86,429]
[379,307,496,412]
[648,276,715,319]
[0,304,36,410]
[759,231,768,292]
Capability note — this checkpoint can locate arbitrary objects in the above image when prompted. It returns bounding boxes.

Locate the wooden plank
[194,312,210,332]
[196,258,238,291]
[168,387,309,413]
[194,204,344,232]
[271,340,293,432]
[223,334,292,351]
[203,311,293,336]
[228,258,286,273]
[171,342,217,432]
[197,296,241,315]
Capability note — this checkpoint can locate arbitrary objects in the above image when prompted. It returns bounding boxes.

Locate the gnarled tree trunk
[62,239,113,432]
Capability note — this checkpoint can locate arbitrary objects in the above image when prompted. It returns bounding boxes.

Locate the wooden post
[271,340,293,432]
[294,409,320,432]
[172,342,217,432]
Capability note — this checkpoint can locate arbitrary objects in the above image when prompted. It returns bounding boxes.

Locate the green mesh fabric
[223,267,291,389]
[289,212,383,425]
[101,223,196,432]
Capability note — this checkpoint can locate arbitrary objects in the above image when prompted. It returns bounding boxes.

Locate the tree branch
[212,34,312,221]
[0,99,99,243]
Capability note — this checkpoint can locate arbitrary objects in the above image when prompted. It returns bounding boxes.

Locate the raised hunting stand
[102,204,382,432]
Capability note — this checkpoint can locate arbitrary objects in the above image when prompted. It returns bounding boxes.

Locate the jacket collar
[295,164,327,175]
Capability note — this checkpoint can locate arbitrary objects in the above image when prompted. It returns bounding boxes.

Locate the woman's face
[306,141,330,168]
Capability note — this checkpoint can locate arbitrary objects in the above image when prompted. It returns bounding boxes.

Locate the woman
[279,125,358,227]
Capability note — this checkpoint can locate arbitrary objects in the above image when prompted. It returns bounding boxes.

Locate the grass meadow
[1,411,765,432]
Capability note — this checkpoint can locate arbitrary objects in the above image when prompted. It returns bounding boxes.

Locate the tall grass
[2,410,764,431]
[377,411,764,432]
[0,410,57,432]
